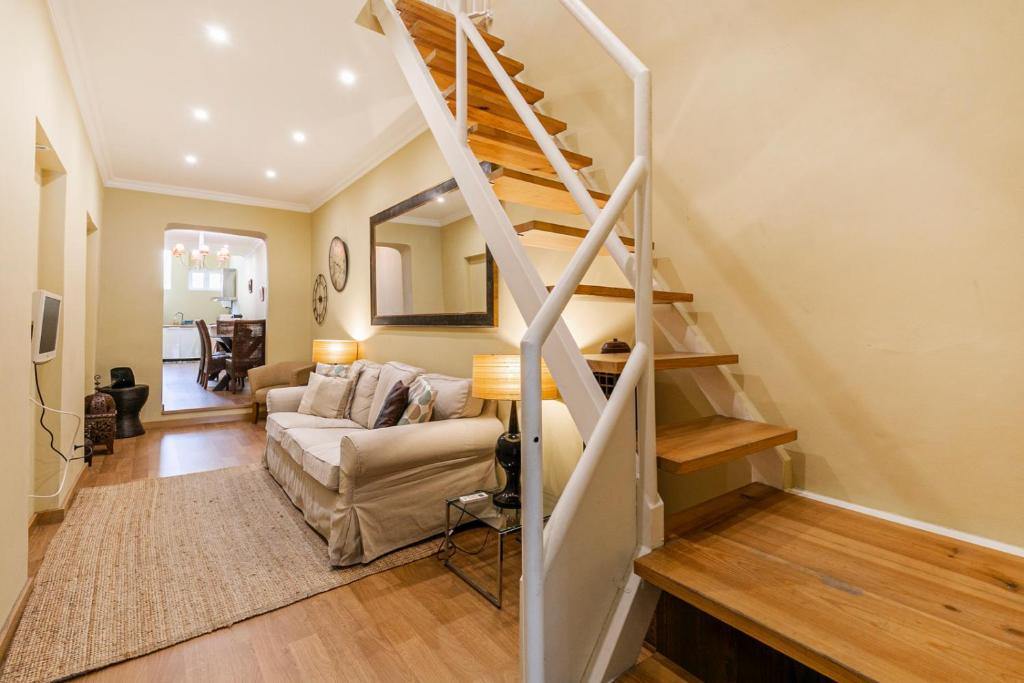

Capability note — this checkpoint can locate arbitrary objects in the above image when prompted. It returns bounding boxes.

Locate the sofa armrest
[341,414,503,479]
[266,386,307,414]
[250,361,315,393]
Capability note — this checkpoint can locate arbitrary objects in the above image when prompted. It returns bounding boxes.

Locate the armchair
[248,360,314,423]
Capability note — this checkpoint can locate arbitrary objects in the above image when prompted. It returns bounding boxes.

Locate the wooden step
[585,352,739,374]
[616,653,694,682]
[410,21,525,76]
[486,165,608,214]
[549,285,691,303]
[424,53,544,103]
[516,220,636,254]
[468,124,592,177]
[397,0,505,52]
[431,72,568,135]
[418,42,524,85]
[636,483,1024,682]
[449,101,567,137]
[656,416,797,474]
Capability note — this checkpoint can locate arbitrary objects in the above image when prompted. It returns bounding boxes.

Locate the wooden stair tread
[636,484,1024,682]
[549,285,691,303]
[468,124,592,177]
[425,57,544,103]
[487,166,608,213]
[409,21,525,76]
[585,352,739,373]
[656,416,797,474]
[616,653,695,682]
[450,101,566,137]
[432,71,568,135]
[516,220,636,254]
[397,0,505,51]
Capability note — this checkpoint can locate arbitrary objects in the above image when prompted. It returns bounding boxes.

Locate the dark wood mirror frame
[370,177,498,327]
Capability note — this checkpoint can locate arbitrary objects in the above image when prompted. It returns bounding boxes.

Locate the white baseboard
[788,488,1024,559]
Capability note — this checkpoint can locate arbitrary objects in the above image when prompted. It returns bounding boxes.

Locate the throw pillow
[368,361,424,427]
[348,360,383,427]
[372,381,410,429]
[422,373,482,420]
[398,376,436,425]
[315,362,349,378]
[298,373,354,419]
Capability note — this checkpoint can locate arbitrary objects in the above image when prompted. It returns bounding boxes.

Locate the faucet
[173,311,184,325]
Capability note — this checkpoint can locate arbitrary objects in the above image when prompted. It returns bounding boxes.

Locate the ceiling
[164,228,264,256]
[49,0,425,211]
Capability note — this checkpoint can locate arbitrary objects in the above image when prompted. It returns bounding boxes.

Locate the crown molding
[309,109,428,213]
[105,178,311,213]
[47,0,114,181]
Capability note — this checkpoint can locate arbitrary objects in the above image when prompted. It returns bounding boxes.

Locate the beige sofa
[264,359,503,566]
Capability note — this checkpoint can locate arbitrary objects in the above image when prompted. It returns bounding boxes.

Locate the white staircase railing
[366,1,661,679]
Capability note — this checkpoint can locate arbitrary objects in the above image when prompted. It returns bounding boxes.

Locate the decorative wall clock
[313,274,328,325]
[328,236,349,292]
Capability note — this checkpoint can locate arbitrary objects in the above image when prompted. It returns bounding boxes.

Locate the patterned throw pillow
[315,363,349,378]
[298,374,354,419]
[398,377,436,426]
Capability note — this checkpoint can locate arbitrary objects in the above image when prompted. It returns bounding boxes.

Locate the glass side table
[442,490,555,608]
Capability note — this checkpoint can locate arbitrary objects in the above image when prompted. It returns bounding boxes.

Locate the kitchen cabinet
[162,325,205,360]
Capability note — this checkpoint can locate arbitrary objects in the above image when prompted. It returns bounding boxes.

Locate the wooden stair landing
[549,285,691,304]
[657,416,796,474]
[585,352,739,374]
[636,484,1024,683]
[487,166,608,213]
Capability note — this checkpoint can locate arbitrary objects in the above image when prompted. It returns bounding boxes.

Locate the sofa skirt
[264,436,497,566]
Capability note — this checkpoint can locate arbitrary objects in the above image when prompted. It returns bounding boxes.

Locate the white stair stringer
[369,0,607,440]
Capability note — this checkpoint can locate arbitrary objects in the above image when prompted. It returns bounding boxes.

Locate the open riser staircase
[359,1,796,680]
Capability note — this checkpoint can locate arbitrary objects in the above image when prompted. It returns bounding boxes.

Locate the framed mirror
[370,178,497,327]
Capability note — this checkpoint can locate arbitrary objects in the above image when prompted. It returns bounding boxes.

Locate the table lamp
[471,354,558,509]
[312,339,358,365]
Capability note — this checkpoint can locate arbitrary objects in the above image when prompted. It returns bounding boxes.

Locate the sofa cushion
[399,376,436,425]
[298,374,354,419]
[279,427,358,488]
[423,373,483,420]
[373,381,410,429]
[266,411,362,442]
[348,360,382,427]
[368,361,424,428]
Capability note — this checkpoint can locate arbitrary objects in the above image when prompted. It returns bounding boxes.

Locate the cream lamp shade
[312,339,358,365]
[472,354,558,401]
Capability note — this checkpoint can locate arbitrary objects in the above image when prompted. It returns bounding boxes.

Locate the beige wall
[235,243,269,320]
[0,0,104,624]
[490,0,1024,544]
[97,189,312,422]
[375,221,446,313]
[440,214,487,312]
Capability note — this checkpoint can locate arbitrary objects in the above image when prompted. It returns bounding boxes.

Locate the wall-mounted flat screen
[32,290,62,364]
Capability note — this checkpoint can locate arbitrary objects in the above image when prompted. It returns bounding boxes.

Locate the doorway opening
[162,227,267,413]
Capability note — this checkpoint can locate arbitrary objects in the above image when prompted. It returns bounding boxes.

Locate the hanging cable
[28,363,91,499]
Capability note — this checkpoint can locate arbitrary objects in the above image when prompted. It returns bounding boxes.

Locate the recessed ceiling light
[184,154,198,165]
[265,169,277,179]
[338,69,357,86]
[436,196,445,203]
[192,108,209,122]
[292,130,307,143]
[205,24,230,45]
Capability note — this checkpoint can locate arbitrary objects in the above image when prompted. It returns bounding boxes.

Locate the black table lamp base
[492,399,522,509]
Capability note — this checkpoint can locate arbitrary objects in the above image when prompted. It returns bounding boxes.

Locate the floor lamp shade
[471,354,558,401]
[312,339,358,365]
[471,354,557,509]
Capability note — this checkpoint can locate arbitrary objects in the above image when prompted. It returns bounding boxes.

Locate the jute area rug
[1,465,435,682]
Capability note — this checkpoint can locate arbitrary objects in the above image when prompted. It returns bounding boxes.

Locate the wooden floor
[162,361,251,412]
[29,421,521,682]
[636,483,1024,683]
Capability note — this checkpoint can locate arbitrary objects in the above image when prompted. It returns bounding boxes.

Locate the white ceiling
[49,0,425,212]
